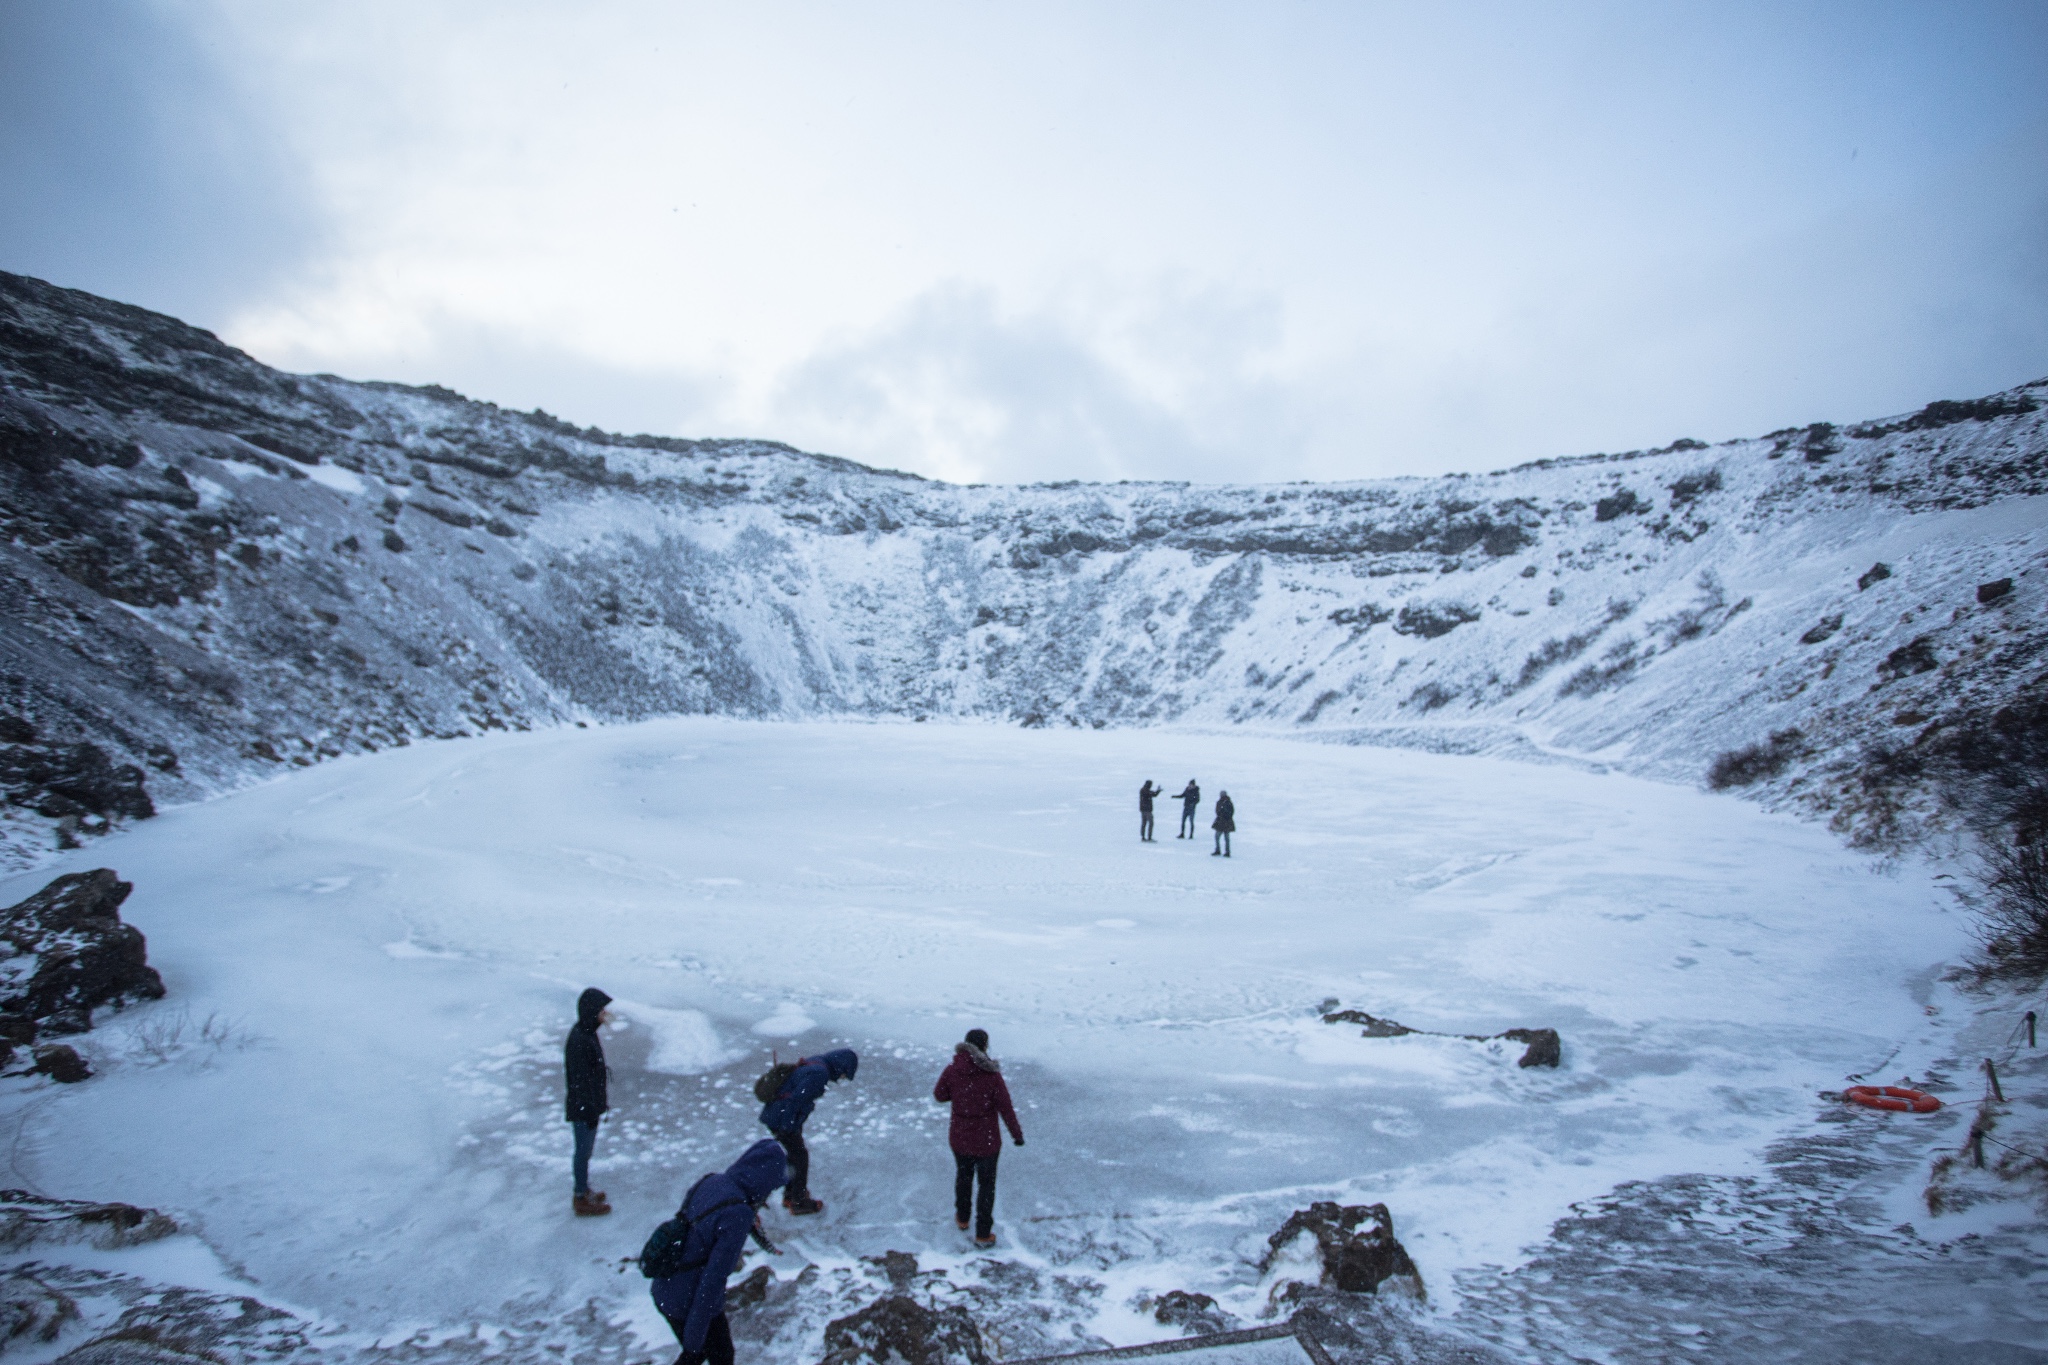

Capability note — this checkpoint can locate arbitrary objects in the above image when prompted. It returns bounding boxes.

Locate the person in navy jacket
[933,1028,1023,1246]
[650,1139,789,1365]
[757,1048,858,1215]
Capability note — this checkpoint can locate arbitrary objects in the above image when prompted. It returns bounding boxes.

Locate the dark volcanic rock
[31,1044,91,1082]
[0,870,165,1034]
[0,741,153,825]
[1260,1201,1422,1298]
[1320,1008,1416,1038]
[1322,1007,1561,1065]
[0,1190,176,1251]
[1499,1027,1562,1068]
[1977,577,2014,605]
[728,1265,773,1310]
[820,1295,991,1365]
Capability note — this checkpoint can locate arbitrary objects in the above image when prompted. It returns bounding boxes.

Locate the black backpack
[753,1061,798,1104]
[638,1176,746,1279]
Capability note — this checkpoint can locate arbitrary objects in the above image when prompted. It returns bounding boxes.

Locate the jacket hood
[955,1041,1001,1073]
[820,1048,859,1082]
[576,988,612,1028]
[726,1138,791,1203]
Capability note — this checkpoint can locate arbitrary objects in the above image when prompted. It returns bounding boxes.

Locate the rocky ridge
[3,270,2044,867]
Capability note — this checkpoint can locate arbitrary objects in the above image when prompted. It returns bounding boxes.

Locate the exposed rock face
[820,1295,991,1365]
[0,1190,177,1252]
[30,1043,91,1082]
[0,869,164,1036]
[1260,1202,1422,1300]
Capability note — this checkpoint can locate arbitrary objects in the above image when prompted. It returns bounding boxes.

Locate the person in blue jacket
[757,1048,858,1216]
[651,1138,789,1365]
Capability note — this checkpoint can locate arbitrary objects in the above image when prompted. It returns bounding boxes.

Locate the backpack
[638,1175,747,1279]
[753,1061,799,1104]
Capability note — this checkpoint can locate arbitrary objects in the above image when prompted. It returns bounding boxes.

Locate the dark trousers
[571,1120,598,1194]
[1213,830,1230,856]
[1140,811,1154,841]
[954,1150,999,1238]
[1179,806,1197,837]
[662,1310,732,1365]
[775,1128,810,1202]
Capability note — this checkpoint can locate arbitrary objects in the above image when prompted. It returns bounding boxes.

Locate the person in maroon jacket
[932,1027,1023,1247]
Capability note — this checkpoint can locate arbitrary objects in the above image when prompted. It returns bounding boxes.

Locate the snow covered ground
[4,719,2042,1362]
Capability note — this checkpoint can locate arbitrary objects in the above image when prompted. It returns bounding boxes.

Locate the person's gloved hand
[1013,1136,1025,1146]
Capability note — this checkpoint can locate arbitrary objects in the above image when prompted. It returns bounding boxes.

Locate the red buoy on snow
[1844,1085,1941,1114]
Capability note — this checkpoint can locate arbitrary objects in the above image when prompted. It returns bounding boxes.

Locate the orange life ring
[1844,1085,1941,1113]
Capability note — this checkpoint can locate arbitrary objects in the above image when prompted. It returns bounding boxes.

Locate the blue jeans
[572,1120,598,1194]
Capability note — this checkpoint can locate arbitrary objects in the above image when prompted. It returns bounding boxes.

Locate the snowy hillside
[3,269,2045,868]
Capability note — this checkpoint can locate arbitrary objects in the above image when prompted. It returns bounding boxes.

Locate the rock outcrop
[820,1295,991,1365]
[0,869,164,1038]
[1259,1202,1423,1302]
[0,1190,176,1252]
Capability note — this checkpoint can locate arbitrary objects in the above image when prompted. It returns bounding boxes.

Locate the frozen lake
[1,719,1982,1356]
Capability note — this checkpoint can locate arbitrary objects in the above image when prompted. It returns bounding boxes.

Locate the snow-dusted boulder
[820,1295,991,1365]
[1259,1202,1422,1304]
[1149,1289,1235,1336]
[0,869,164,1037]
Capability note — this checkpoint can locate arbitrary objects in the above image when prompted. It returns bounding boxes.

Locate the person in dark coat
[650,1138,789,1365]
[1138,781,1161,842]
[1174,780,1201,839]
[757,1048,858,1215]
[932,1028,1023,1246]
[564,987,614,1216]
[1211,791,1235,857]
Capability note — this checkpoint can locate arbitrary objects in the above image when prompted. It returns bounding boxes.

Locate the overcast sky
[4,1,2045,484]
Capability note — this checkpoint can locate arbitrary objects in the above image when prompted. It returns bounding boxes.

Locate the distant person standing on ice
[1174,780,1201,839]
[755,1048,858,1216]
[1211,791,1235,857]
[645,1138,788,1365]
[564,987,614,1216]
[1139,781,1162,842]
[933,1028,1023,1247]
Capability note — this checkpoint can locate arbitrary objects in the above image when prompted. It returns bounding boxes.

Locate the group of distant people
[564,989,1023,1365]
[1139,779,1234,855]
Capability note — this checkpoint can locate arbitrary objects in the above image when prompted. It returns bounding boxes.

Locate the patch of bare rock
[0,868,163,1076]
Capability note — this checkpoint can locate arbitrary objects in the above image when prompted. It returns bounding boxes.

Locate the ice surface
[0,719,2030,1358]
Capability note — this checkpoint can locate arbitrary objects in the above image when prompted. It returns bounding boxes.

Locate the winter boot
[974,1233,996,1248]
[955,1217,970,1231]
[573,1193,610,1217]
[786,1196,825,1216]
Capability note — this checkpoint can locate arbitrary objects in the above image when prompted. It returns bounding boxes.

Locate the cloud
[771,283,1303,485]
[0,0,323,324]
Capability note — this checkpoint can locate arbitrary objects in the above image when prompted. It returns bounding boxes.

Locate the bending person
[757,1048,859,1215]
[649,1139,789,1365]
